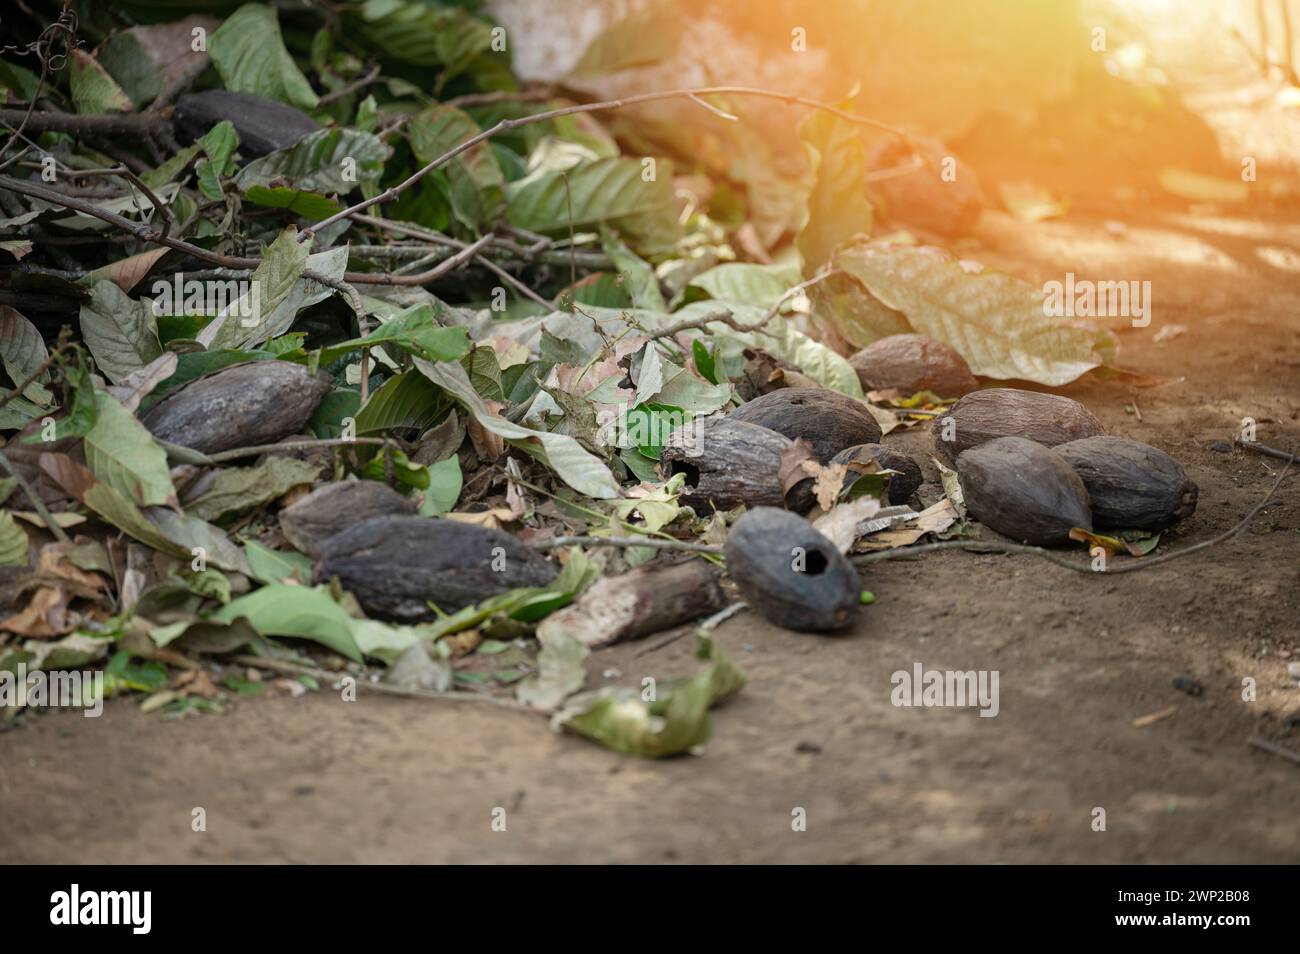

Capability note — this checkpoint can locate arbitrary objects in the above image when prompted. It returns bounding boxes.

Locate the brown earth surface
[4,201,1299,864]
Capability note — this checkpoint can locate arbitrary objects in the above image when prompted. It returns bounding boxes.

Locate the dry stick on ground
[227,654,539,712]
[355,213,557,307]
[0,175,479,293]
[1235,438,1300,463]
[531,535,723,555]
[301,85,915,240]
[647,269,842,341]
[1247,736,1300,768]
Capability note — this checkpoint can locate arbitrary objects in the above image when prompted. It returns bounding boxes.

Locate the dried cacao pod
[660,418,812,513]
[866,136,985,237]
[279,480,418,558]
[956,436,1092,546]
[173,91,321,157]
[829,443,923,504]
[933,387,1103,462]
[727,387,882,461]
[142,361,330,454]
[724,507,862,632]
[316,515,558,622]
[1055,436,1198,529]
[848,334,979,398]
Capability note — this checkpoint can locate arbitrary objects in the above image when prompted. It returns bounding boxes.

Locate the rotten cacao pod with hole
[660,417,814,513]
[932,387,1103,463]
[726,387,881,462]
[1055,435,1198,530]
[316,515,558,622]
[956,436,1092,546]
[848,334,979,398]
[279,480,418,558]
[141,361,331,455]
[173,90,321,158]
[829,443,923,504]
[724,507,862,633]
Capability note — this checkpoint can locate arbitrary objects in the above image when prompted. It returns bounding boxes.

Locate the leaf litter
[0,1,1238,754]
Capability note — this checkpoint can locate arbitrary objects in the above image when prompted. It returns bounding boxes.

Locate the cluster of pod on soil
[935,389,1199,546]
[164,348,1200,638]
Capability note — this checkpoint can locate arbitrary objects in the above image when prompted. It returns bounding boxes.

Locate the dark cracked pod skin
[726,387,882,462]
[659,417,816,514]
[279,480,418,559]
[142,361,330,455]
[316,515,558,622]
[724,507,862,633]
[1055,435,1198,530]
[956,436,1093,547]
[932,387,1103,463]
[848,334,979,398]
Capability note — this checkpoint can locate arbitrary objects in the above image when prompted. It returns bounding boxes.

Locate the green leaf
[0,510,29,567]
[69,49,132,114]
[797,109,873,276]
[0,305,51,404]
[420,457,462,515]
[354,368,449,436]
[84,389,177,507]
[506,157,679,255]
[352,0,493,82]
[685,262,802,308]
[186,457,320,521]
[554,634,745,757]
[210,3,319,110]
[516,630,588,711]
[79,279,163,384]
[569,2,684,78]
[409,104,505,231]
[601,229,666,311]
[692,339,718,384]
[670,301,863,397]
[214,584,363,662]
[201,227,313,349]
[243,185,342,219]
[360,446,429,491]
[835,244,1116,386]
[235,128,390,195]
[324,304,470,363]
[416,358,620,500]
[244,540,314,584]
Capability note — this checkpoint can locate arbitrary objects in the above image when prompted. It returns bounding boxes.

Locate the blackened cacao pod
[660,418,812,513]
[933,387,1103,463]
[279,480,418,558]
[142,361,330,454]
[316,515,557,622]
[956,436,1092,546]
[724,507,862,632]
[1055,436,1198,529]
[848,334,979,398]
[173,90,321,157]
[727,387,881,462]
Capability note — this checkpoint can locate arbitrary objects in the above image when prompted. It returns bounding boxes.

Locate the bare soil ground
[4,200,1298,864]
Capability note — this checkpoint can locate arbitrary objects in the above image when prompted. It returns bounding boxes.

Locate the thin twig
[228,654,538,712]
[0,447,70,544]
[531,535,723,554]
[302,85,914,240]
[316,64,381,106]
[1235,438,1300,463]
[202,437,392,464]
[1247,736,1300,767]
